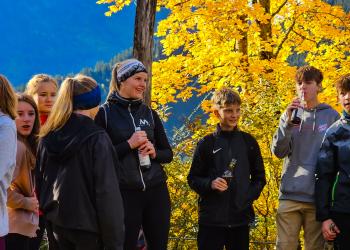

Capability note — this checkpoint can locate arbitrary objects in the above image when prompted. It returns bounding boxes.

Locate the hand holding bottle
[127,130,148,149]
[133,127,152,170]
[211,177,228,192]
[139,141,156,159]
[288,93,304,124]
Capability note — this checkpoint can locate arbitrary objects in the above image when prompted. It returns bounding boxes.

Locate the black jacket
[187,125,266,227]
[95,92,173,190]
[36,113,124,250]
[315,117,350,222]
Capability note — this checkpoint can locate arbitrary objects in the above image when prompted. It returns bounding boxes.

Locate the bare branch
[273,18,296,58]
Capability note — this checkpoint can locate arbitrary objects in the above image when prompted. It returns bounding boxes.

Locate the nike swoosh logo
[213,148,222,154]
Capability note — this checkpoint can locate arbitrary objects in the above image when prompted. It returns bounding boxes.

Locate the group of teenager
[0,59,349,250]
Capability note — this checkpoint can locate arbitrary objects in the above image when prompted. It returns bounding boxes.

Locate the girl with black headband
[36,74,124,250]
[95,59,173,250]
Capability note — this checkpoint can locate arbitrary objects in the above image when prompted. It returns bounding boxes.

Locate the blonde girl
[25,74,58,125]
[25,74,58,250]
[37,75,124,250]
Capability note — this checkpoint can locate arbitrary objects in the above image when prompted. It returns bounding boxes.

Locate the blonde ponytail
[39,75,98,138]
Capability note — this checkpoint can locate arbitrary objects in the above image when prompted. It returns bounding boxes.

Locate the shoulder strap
[101,103,110,130]
[149,107,155,125]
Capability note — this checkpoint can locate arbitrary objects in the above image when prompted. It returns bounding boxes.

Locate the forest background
[3,0,349,249]
[95,1,349,249]
[98,0,350,249]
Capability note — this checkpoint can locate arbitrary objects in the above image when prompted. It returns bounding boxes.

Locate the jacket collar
[107,91,143,108]
[214,124,239,137]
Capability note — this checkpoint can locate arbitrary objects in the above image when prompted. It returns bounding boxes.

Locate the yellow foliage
[98,0,349,248]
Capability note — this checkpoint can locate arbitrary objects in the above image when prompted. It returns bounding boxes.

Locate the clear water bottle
[135,127,151,170]
[291,92,304,125]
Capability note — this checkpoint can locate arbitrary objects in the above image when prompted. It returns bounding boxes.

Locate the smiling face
[118,72,148,100]
[214,103,241,131]
[16,101,36,137]
[33,81,57,114]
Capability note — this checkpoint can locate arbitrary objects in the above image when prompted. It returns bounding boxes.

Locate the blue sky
[0,0,137,85]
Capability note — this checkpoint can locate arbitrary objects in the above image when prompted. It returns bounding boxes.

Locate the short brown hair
[295,66,323,85]
[211,87,241,109]
[335,73,350,93]
[0,74,17,120]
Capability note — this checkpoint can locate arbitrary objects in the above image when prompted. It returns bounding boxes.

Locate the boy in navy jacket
[188,88,266,250]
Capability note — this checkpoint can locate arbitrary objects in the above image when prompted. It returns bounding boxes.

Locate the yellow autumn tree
[97,0,350,249]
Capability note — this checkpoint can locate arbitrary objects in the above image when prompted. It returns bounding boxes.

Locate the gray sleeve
[0,122,17,180]
[271,111,294,159]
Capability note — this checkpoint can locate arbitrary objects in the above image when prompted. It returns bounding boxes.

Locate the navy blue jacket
[95,92,173,190]
[188,125,266,227]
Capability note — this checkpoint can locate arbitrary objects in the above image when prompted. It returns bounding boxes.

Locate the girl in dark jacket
[36,74,124,250]
[95,59,173,250]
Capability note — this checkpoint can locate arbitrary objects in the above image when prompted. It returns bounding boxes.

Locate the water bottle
[291,92,304,125]
[135,127,151,170]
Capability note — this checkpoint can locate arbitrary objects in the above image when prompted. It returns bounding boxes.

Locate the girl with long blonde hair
[37,75,124,250]
[25,73,58,250]
[95,59,173,249]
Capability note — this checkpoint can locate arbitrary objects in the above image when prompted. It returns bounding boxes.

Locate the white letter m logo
[139,119,150,127]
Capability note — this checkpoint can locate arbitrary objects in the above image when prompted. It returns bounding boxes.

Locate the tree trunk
[257,0,273,60]
[133,0,157,106]
[235,14,250,84]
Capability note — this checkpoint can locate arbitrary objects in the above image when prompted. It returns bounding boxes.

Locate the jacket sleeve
[7,142,32,210]
[271,111,294,158]
[246,135,266,203]
[152,110,173,164]
[35,141,46,205]
[0,122,16,181]
[93,133,124,250]
[315,131,337,222]
[187,138,213,196]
